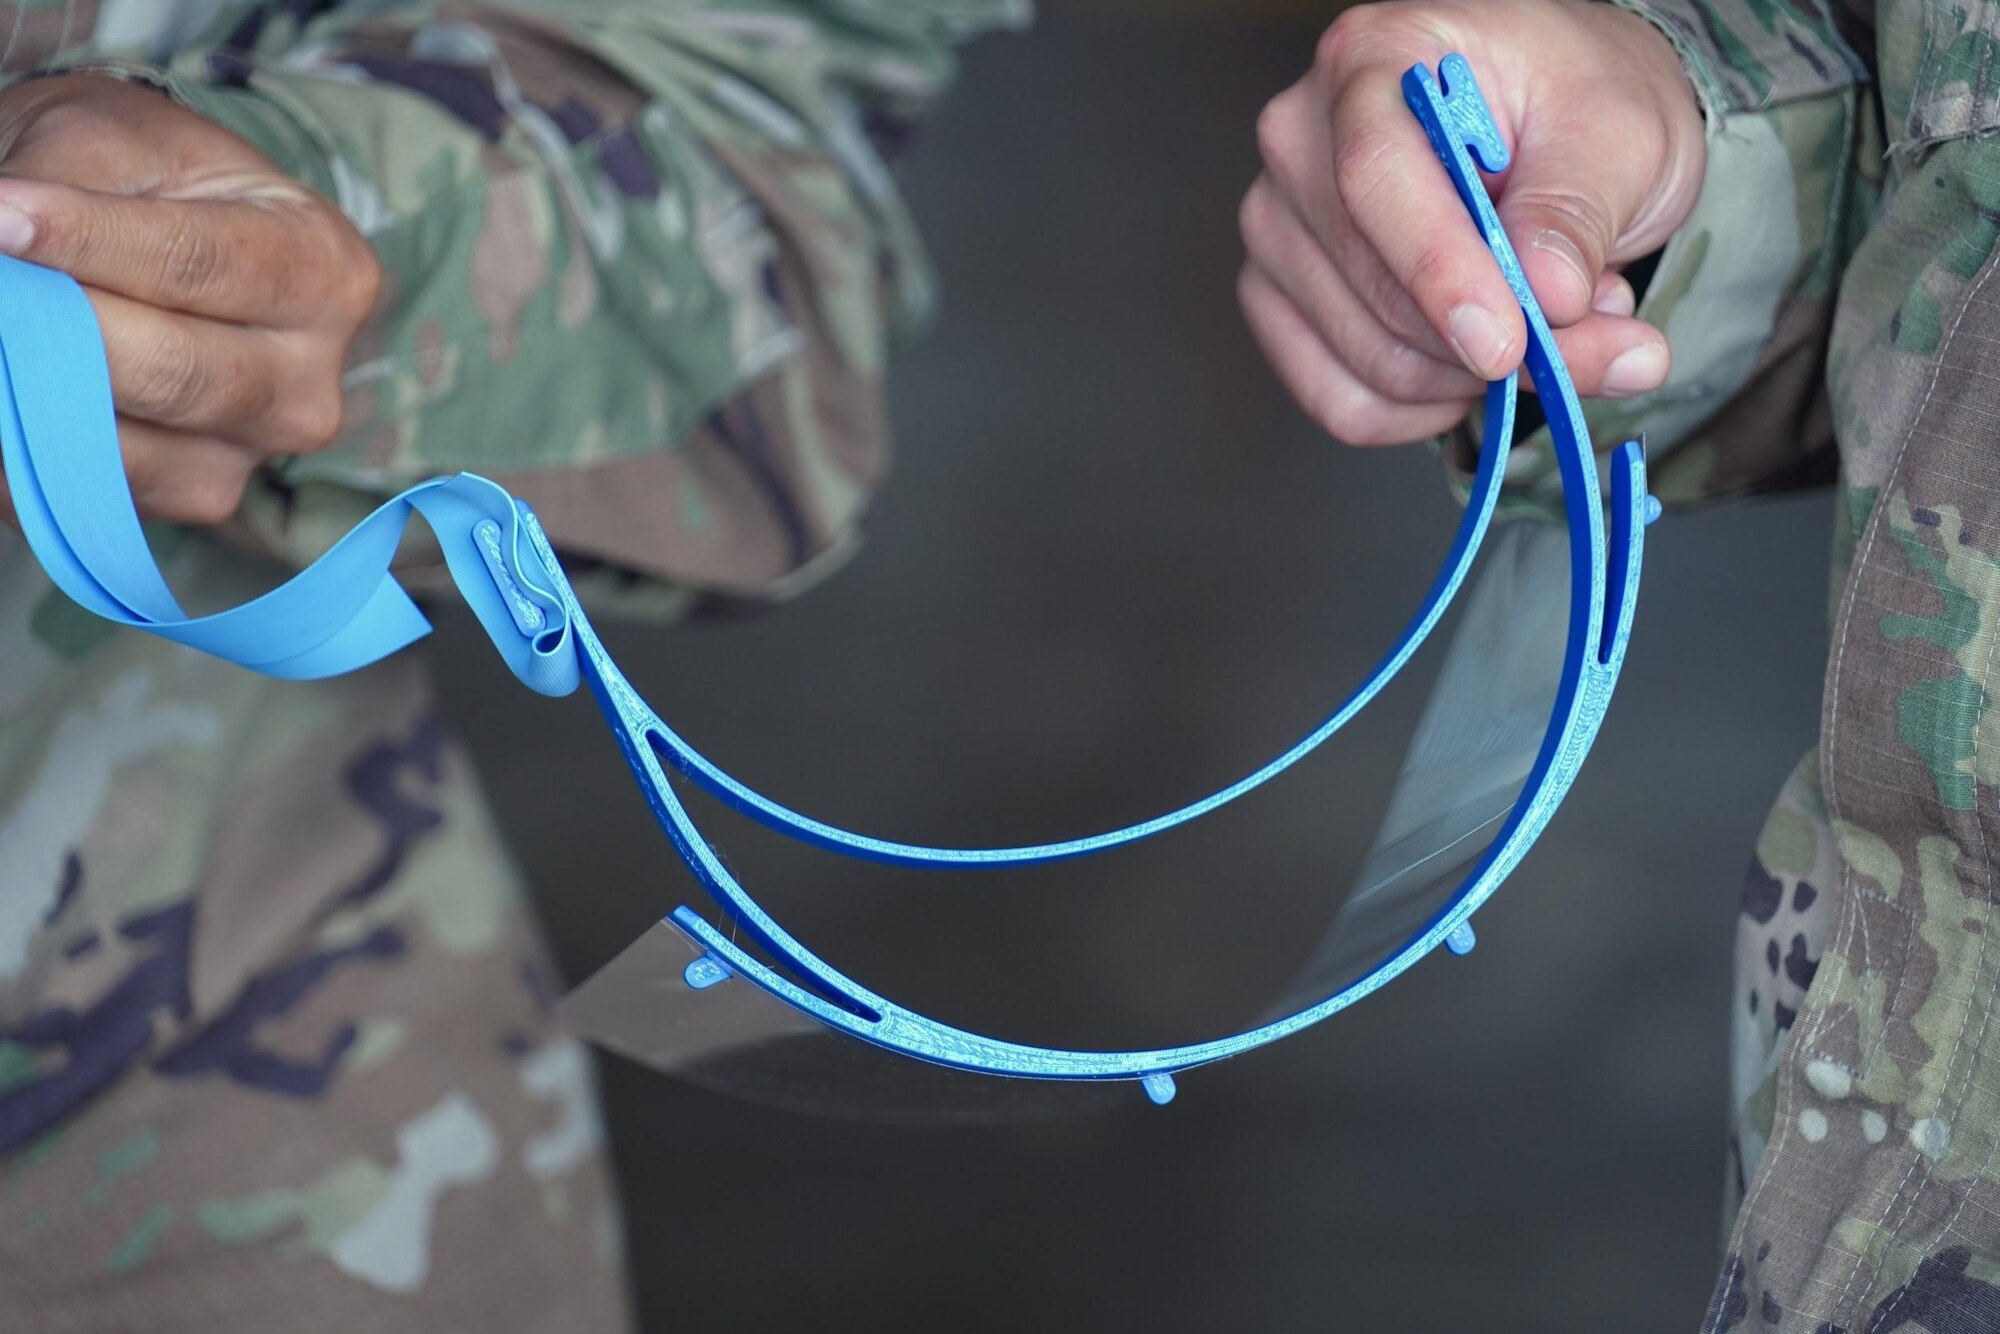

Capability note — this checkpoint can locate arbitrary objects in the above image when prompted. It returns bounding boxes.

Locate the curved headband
[1,54,1652,1106]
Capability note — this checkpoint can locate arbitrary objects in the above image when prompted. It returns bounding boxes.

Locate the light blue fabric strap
[0,253,578,696]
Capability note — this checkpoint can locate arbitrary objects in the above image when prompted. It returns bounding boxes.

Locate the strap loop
[0,252,579,696]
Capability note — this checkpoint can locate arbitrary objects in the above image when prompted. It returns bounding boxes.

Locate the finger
[1239,264,1470,447]
[1257,82,1459,368]
[1591,270,1637,320]
[1242,174,1482,404]
[1321,73,1526,381]
[87,287,343,454]
[0,76,175,192]
[0,177,366,327]
[1545,312,1671,399]
[118,418,260,526]
[1495,116,1639,328]
[1518,273,1645,397]
[1498,106,1697,330]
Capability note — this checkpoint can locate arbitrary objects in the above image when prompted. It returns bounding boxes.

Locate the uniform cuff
[1606,0,1866,123]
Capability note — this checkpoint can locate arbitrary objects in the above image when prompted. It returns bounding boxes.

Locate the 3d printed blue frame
[0,55,1651,1107]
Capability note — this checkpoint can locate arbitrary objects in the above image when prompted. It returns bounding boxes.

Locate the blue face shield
[0,54,1651,1116]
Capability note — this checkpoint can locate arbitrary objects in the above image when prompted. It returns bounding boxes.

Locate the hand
[0,75,380,525]
[1239,0,1705,445]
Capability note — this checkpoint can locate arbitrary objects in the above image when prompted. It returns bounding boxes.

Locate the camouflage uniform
[0,2,1023,1330]
[1448,0,2000,1326]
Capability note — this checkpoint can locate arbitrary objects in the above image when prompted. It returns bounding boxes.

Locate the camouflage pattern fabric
[1454,0,2000,1328]
[0,2,1023,1329]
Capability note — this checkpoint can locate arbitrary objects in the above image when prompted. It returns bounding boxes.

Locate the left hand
[0,73,381,526]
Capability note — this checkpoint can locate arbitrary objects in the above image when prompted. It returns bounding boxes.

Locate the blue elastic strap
[0,254,578,696]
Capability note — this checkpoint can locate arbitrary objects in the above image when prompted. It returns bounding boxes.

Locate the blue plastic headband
[2,55,1650,1106]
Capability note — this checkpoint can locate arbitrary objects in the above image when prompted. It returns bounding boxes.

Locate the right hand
[1239,0,1706,445]
[0,75,380,527]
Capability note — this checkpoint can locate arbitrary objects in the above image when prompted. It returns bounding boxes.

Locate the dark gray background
[433,11,1835,1331]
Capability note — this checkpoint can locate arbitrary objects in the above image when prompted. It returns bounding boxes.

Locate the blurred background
[431,5,1836,1331]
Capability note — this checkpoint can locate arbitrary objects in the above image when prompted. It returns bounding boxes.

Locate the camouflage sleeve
[1448,0,1880,512]
[26,1,1029,607]
[1608,0,1871,123]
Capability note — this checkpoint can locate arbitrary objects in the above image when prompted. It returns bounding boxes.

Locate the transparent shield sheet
[560,519,1573,1119]
[1269,518,1571,1013]
[558,919,1123,1123]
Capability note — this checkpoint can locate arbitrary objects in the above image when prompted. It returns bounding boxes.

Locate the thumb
[1494,133,1636,330]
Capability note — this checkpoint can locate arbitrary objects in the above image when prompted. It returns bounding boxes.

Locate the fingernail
[1592,275,1637,319]
[0,202,35,256]
[1602,340,1669,397]
[1531,229,1592,308]
[1447,303,1514,379]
